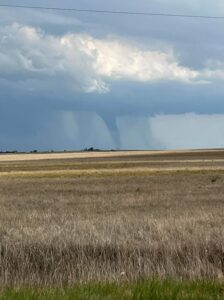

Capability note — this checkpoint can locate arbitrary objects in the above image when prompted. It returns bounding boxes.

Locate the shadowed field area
[0,150,224,287]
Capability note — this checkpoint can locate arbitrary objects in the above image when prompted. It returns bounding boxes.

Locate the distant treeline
[0,147,115,154]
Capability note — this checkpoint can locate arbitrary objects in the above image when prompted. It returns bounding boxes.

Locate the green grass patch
[0,280,223,300]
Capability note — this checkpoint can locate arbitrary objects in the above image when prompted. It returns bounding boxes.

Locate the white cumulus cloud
[0,23,206,94]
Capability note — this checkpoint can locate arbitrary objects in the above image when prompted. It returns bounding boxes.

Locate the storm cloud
[0,1,224,150]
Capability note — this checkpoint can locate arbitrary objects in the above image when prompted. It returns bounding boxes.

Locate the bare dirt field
[0,150,224,286]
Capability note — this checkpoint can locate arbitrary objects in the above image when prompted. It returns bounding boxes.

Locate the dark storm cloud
[1,0,224,150]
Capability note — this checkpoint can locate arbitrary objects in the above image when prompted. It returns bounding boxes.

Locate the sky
[1,0,224,151]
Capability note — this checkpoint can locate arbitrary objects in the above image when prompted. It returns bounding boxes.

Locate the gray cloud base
[0,1,224,150]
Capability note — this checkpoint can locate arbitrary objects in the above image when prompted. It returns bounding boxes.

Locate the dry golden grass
[0,150,169,162]
[0,150,224,286]
[0,149,224,162]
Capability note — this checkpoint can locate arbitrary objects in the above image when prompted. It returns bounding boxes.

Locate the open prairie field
[0,150,224,296]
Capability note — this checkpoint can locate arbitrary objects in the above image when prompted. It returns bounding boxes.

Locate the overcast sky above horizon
[1,0,224,151]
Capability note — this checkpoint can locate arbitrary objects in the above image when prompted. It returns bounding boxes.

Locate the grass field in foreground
[0,150,224,287]
[1,280,223,300]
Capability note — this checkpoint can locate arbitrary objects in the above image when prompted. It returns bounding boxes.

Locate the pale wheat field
[0,150,224,286]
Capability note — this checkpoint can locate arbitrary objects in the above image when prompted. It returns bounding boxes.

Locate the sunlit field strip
[0,149,224,162]
[2,159,224,166]
[1,166,224,178]
[0,151,175,162]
